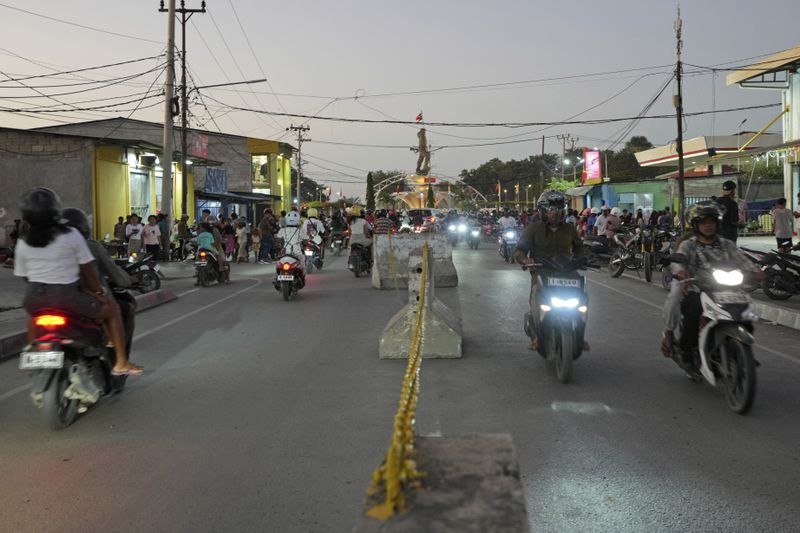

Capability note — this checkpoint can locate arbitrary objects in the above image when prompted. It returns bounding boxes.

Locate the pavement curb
[0,288,179,364]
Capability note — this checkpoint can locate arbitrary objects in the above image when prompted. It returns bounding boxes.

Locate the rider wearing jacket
[513,191,584,350]
[661,202,756,365]
[277,210,305,264]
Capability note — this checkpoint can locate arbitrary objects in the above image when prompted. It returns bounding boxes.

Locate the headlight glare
[551,297,579,308]
[712,269,744,286]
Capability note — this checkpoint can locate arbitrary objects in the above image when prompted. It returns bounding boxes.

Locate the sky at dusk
[1,0,798,197]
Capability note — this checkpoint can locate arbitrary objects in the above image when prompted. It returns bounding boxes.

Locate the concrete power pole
[159,0,176,223]
[674,7,687,229]
[286,124,310,208]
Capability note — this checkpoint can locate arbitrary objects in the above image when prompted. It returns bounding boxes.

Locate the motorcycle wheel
[42,368,80,430]
[609,252,625,278]
[352,258,361,277]
[198,268,210,287]
[761,270,793,300]
[644,252,653,283]
[720,339,756,414]
[306,258,314,273]
[281,281,292,301]
[334,245,342,256]
[137,269,160,293]
[556,329,574,384]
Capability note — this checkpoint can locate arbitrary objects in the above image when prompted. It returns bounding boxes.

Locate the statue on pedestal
[415,128,431,176]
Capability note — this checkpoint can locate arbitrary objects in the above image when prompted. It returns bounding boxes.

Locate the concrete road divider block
[134,288,177,312]
[354,434,529,532]
[372,234,458,289]
[379,254,461,359]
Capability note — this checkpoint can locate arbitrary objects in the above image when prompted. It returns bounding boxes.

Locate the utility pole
[674,7,686,229]
[160,0,205,216]
[159,0,176,224]
[556,134,577,179]
[286,124,311,208]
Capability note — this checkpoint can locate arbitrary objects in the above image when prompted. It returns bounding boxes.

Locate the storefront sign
[582,149,602,185]
[188,133,209,158]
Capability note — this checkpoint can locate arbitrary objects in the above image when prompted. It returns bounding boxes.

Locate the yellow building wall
[93,146,129,240]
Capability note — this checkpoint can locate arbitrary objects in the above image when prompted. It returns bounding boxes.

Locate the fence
[366,241,429,520]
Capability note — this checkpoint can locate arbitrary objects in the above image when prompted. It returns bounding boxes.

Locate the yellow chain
[366,241,429,520]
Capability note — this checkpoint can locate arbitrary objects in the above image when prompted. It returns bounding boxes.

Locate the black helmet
[62,207,90,238]
[19,187,63,227]
[688,201,724,233]
[376,209,388,218]
[537,190,566,211]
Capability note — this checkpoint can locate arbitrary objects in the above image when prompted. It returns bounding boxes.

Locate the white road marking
[587,275,800,365]
[551,401,613,414]
[175,288,200,298]
[0,278,262,403]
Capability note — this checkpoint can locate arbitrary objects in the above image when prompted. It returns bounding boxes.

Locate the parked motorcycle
[194,249,230,287]
[115,252,163,293]
[663,253,759,413]
[608,227,653,281]
[760,249,800,300]
[348,243,372,277]
[273,252,306,301]
[19,307,129,429]
[499,228,519,263]
[740,247,778,293]
[303,239,324,273]
[523,256,591,384]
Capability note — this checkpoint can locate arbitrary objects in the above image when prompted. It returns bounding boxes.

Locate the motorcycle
[466,225,481,249]
[740,247,778,293]
[19,305,130,429]
[663,253,759,414]
[330,231,346,256]
[194,248,230,287]
[273,252,306,301]
[523,256,591,384]
[499,227,519,263]
[446,221,467,245]
[115,252,163,293]
[608,227,652,281]
[303,239,324,273]
[760,249,800,300]
[348,243,372,277]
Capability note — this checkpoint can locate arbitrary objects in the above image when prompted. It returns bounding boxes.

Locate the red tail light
[282,263,291,271]
[34,315,67,329]
[199,250,208,258]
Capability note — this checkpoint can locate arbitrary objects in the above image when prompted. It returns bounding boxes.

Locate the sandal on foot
[112,364,144,377]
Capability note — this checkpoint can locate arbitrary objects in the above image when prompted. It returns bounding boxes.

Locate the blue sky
[1,0,798,195]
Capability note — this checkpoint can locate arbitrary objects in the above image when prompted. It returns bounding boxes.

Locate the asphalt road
[1,245,799,533]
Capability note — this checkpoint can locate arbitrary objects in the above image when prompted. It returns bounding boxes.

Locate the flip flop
[112,365,144,377]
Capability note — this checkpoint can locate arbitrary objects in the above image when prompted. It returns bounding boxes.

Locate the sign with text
[581,149,602,185]
[188,133,208,158]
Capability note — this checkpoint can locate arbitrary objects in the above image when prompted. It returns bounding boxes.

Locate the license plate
[547,277,581,288]
[714,291,748,304]
[152,264,161,272]
[19,351,64,370]
[304,250,314,256]
[277,275,294,281]
[195,261,207,266]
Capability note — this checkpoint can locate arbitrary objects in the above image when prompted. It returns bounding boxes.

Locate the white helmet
[285,210,301,227]
[590,207,600,215]
[610,207,621,216]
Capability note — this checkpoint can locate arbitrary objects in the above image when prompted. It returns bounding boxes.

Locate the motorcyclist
[444,209,460,227]
[303,207,327,258]
[13,188,142,376]
[497,209,517,230]
[513,190,585,351]
[348,207,373,265]
[276,210,305,263]
[62,207,136,357]
[660,201,757,366]
[372,209,394,235]
[594,205,610,237]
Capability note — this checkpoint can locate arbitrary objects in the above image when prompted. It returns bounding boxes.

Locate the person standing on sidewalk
[772,198,795,252]
[142,215,161,259]
[258,208,277,264]
[157,213,170,260]
[716,180,741,244]
[125,214,144,256]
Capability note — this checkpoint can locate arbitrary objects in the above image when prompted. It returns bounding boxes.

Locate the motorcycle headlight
[551,296,580,308]
[471,230,480,236]
[448,224,456,232]
[505,231,516,239]
[458,224,467,233]
[712,269,744,286]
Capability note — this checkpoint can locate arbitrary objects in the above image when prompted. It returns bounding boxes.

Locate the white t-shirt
[498,216,517,229]
[14,227,95,284]
[349,218,372,246]
[142,223,161,245]
[126,223,143,240]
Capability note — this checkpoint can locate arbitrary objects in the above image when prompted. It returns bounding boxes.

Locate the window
[130,171,150,218]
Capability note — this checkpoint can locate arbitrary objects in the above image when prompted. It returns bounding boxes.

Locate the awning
[565,185,595,197]
[195,190,281,203]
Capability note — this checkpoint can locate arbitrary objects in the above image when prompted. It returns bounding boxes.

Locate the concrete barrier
[354,434,530,532]
[134,288,177,312]
[372,234,458,290]
[379,251,462,359]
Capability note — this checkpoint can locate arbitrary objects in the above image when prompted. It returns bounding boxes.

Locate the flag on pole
[415,111,423,122]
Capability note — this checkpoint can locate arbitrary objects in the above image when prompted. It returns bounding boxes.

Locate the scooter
[330,231,346,256]
[115,252,163,293]
[664,253,759,414]
[303,238,324,273]
[19,306,129,429]
[348,243,372,277]
[466,225,481,249]
[760,249,800,300]
[499,228,519,263]
[274,252,306,301]
[523,256,590,384]
[446,221,466,245]
[194,249,230,287]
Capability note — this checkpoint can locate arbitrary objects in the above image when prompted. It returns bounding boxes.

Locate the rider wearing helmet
[605,207,622,239]
[348,206,373,264]
[276,209,306,264]
[13,189,142,376]
[514,191,585,350]
[661,201,756,363]
[302,207,327,258]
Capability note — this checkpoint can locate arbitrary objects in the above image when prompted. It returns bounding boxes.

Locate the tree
[545,177,580,192]
[365,172,375,211]
[426,183,435,208]
[366,169,405,206]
